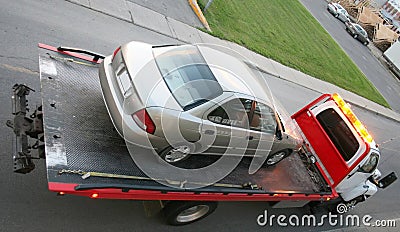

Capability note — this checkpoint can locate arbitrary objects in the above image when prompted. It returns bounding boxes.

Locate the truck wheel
[159,145,192,164]
[163,201,218,226]
[309,200,343,215]
[266,149,290,166]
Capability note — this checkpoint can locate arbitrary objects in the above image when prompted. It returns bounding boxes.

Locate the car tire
[265,149,291,166]
[335,13,339,18]
[159,144,192,164]
[164,201,218,226]
[353,34,358,39]
[363,41,369,46]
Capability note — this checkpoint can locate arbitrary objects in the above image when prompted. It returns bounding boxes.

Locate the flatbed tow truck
[7,44,397,225]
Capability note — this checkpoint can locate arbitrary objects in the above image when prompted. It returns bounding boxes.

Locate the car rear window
[316,108,359,161]
[153,45,223,110]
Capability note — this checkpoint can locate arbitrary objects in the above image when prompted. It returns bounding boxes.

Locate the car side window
[208,98,251,129]
[207,98,277,133]
[250,102,277,134]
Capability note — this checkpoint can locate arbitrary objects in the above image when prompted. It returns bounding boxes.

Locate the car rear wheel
[266,149,291,166]
[353,34,358,39]
[164,201,218,226]
[335,13,339,18]
[363,41,369,45]
[160,145,191,163]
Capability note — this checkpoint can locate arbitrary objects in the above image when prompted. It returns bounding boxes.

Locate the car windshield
[153,45,223,110]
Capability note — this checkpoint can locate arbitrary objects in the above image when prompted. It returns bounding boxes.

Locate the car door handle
[246,136,254,140]
[204,130,215,135]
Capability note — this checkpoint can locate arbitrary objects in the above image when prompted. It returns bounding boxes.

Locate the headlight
[359,153,379,173]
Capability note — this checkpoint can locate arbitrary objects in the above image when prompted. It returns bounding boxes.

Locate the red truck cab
[292,93,396,208]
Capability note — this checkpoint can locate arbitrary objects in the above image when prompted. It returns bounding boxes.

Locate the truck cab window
[316,108,359,161]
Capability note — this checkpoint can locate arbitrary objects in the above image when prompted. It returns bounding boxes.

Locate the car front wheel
[353,34,358,39]
[159,145,192,163]
[266,149,291,166]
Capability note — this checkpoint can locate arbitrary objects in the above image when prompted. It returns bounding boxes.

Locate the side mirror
[275,124,282,140]
[377,172,397,189]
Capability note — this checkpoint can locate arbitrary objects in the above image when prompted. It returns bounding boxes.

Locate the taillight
[132,109,156,134]
[112,47,121,61]
[332,93,373,143]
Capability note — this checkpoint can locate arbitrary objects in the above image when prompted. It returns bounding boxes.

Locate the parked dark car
[345,21,370,45]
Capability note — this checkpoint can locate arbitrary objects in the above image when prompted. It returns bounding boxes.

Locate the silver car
[327,2,350,22]
[345,21,370,45]
[99,41,302,165]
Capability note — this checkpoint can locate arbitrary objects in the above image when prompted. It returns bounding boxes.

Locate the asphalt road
[0,0,399,231]
[300,0,400,114]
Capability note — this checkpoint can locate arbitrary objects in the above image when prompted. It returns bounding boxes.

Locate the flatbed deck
[38,44,334,201]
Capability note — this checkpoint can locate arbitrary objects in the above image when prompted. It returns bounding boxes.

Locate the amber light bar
[332,93,373,143]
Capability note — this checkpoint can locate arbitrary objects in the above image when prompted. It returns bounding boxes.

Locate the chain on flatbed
[58,169,261,190]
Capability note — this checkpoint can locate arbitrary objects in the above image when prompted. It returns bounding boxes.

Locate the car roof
[353,23,366,31]
[153,44,274,104]
[197,45,273,103]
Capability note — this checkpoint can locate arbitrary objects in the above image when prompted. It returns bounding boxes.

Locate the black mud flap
[6,84,44,174]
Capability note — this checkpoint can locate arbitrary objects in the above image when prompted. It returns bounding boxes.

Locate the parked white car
[327,2,350,22]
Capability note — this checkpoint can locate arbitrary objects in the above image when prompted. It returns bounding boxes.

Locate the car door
[338,9,347,21]
[245,100,276,156]
[200,96,275,157]
[201,96,255,156]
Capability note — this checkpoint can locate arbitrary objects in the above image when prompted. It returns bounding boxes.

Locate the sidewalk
[66,0,400,123]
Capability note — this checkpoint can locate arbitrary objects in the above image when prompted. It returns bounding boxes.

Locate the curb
[188,0,211,31]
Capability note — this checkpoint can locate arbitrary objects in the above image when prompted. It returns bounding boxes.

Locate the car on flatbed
[345,21,370,45]
[99,42,302,165]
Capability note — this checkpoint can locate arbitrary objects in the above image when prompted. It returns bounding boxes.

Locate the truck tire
[309,199,350,215]
[163,201,218,226]
[266,149,291,166]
